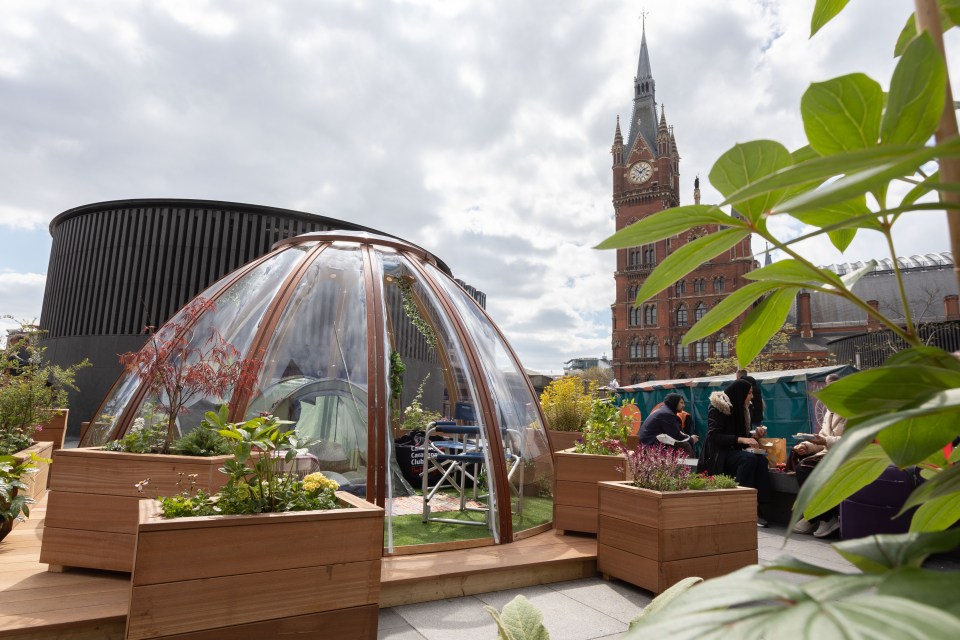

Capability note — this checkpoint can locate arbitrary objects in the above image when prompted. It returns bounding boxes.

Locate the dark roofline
[49,198,452,275]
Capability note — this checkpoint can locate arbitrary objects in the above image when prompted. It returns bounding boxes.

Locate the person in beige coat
[792,374,846,537]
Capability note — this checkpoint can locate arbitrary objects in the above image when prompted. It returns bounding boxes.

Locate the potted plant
[41,297,263,572]
[126,413,384,639]
[553,396,632,534]
[597,444,757,595]
[0,320,88,523]
[0,450,51,542]
[540,376,595,453]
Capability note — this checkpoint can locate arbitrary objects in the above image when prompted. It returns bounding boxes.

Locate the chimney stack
[945,295,960,320]
[866,299,881,331]
[797,291,813,338]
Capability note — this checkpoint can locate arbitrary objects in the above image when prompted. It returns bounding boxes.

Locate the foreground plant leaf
[801,73,883,155]
[484,595,550,640]
[625,565,960,640]
[709,140,792,222]
[735,287,799,367]
[594,205,740,250]
[802,444,890,521]
[832,530,960,573]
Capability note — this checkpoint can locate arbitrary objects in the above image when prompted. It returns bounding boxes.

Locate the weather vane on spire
[640,9,649,29]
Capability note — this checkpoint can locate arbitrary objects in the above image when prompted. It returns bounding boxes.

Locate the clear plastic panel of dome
[244,245,371,498]
[378,251,500,550]
[82,245,312,446]
[425,263,554,538]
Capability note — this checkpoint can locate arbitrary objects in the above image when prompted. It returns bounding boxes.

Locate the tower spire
[626,17,658,158]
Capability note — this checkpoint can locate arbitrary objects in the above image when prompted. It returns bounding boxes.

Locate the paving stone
[391,596,497,640]
[546,577,653,624]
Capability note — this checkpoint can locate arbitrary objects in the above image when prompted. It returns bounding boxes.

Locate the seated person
[638,393,698,456]
[791,373,846,538]
[741,375,764,428]
[698,379,772,526]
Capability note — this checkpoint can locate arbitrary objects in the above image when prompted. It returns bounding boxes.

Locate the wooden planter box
[597,481,758,594]
[546,430,582,453]
[126,493,384,640]
[40,448,232,572]
[553,448,627,534]
[7,441,54,534]
[33,409,68,451]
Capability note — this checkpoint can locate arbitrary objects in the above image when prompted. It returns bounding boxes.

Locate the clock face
[628,161,653,184]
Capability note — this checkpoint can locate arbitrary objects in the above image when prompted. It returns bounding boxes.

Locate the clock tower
[611,25,755,386]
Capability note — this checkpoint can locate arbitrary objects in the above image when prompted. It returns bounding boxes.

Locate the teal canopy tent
[613,365,858,441]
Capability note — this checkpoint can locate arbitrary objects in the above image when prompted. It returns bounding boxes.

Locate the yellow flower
[303,472,339,493]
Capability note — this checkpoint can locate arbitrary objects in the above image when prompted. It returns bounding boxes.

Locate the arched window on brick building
[644,336,658,359]
[676,304,688,327]
[695,302,707,322]
[644,304,657,326]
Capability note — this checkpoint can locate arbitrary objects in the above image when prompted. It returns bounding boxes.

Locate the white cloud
[0,272,46,332]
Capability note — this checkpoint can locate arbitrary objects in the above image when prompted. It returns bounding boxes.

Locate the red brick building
[610,28,756,385]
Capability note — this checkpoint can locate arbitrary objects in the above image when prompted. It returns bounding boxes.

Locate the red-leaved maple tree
[118,297,263,451]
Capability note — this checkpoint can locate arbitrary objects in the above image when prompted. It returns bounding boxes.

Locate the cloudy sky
[1,0,957,373]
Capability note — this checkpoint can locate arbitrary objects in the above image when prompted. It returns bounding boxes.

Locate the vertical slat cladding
[91,209,112,335]
[75,211,97,336]
[205,210,220,286]
[237,212,250,271]
[84,209,103,335]
[167,206,186,321]
[229,211,242,273]
[192,208,207,299]
[179,207,197,311]
[148,207,167,327]
[106,209,127,335]
[63,215,82,336]
[155,206,175,325]
[124,208,147,333]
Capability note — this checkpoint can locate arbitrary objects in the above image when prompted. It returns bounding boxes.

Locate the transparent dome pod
[84,231,555,550]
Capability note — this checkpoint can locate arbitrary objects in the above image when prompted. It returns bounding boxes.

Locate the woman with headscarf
[698,378,773,526]
[638,393,698,456]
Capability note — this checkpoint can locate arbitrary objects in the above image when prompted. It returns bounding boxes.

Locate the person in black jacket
[698,378,772,526]
[638,393,698,456]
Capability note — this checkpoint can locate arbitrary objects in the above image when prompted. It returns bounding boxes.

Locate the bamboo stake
[914,0,960,289]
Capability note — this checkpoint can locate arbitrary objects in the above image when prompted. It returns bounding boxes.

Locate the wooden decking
[0,493,596,639]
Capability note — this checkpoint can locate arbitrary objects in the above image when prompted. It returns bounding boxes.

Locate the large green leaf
[628,577,702,630]
[681,281,779,344]
[743,258,844,287]
[790,388,960,531]
[722,143,927,209]
[790,196,880,252]
[810,0,851,36]
[882,32,946,145]
[709,141,793,222]
[594,205,741,250]
[833,530,960,573]
[624,564,960,640]
[876,567,960,618]
[894,14,917,57]
[909,492,960,532]
[803,444,890,520]
[876,412,960,466]
[902,462,960,511]
[885,345,960,372]
[735,287,799,367]
[817,365,960,416]
[761,555,843,577]
[634,228,749,305]
[801,74,883,155]
[772,137,960,214]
